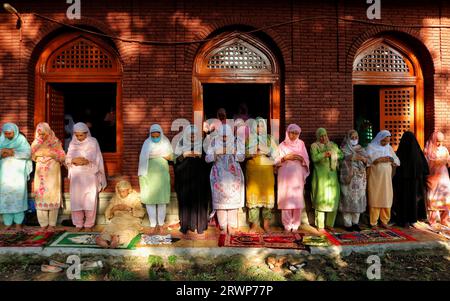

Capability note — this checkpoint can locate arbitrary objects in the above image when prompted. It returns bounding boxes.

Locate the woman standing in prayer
[174,125,211,237]
[66,122,106,231]
[245,118,278,233]
[96,180,145,248]
[138,124,173,234]
[206,124,245,234]
[366,130,400,229]
[423,131,450,227]
[393,131,429,228]
[0,123,32,231]
[311,128,343,230]
[275,124,310,233]
[338,130,368,232]
[31,122,66,231]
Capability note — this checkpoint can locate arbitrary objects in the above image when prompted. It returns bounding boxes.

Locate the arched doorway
[35,32,123,175]
[352,37,424,149]
[193,32,281,140]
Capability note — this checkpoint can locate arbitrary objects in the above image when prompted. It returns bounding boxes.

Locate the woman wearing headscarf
[0,123,32,230]
[31,122,66,231]
[96,180,145,248]
[366,130,400,229]
[393,132,429,228]
[339,130,368,232]
[311,128,343,230]
[66,122,106,231]
[275,124,310,233]
[206,124,245,234]
[245,118,278,233]
[174,125,211,236]
[138,124,173,234]
[423,131,450,227]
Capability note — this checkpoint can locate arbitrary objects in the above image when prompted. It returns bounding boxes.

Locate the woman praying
[0,123,32,231]
[138,124,173,234]
[96,180,145,248]
[31,122,66,231]
[275,124,310,233]
[245,118,278,233]
[310,128,343,230]
[66,122,107,231]
[174,125,211,237]
[366,130,400,229]
[206,124,245,234]
[423,131,450,228]
[338,130,368,232]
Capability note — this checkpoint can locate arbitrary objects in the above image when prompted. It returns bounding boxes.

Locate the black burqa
[174,154,212,234]
[393,131,429,226]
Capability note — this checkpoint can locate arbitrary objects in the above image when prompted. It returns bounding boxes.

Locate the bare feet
[249,223,259,233]
[47,226,56,232]
[73,227,83,232]
[263,220,272,233]
[83,227,94,232]
[109,236,119,249]
[228,227,238,235]
[95,236,110,248]
[220,228,227,235]
[15,224,23,231]
[40,226,48,232]
[155,225,163,234]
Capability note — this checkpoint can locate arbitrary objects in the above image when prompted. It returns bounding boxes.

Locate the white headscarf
[138,124,173,176]
[366,130,395,163]
[174,125,203,157]
[207,124,235,155]
[67,122,107,191]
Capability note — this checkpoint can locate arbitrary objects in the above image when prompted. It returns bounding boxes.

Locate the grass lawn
[0,247,448,281]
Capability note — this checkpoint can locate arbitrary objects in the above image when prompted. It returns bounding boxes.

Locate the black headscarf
[395,131,429,179]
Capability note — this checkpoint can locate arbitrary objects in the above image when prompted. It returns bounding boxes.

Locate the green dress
[139,157,171,205]
[310,142,343,212]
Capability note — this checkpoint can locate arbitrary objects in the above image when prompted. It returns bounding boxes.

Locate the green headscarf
[315,127,338,171]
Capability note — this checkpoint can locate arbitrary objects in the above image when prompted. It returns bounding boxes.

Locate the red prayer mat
[0,230,60,247]
[323,228,416,246]
[219,232,309,250]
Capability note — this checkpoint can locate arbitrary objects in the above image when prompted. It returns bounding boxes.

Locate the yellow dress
[245,155,275,209]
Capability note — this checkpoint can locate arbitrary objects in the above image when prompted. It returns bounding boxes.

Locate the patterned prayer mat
[324,228,416,246]
[218,232,309,250]
[414,222,450,240]
[47,232,140,249]
[138,234,181,246]
[0,230,60,247]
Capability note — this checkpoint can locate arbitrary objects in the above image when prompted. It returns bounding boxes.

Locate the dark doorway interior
[53,83,117,153]
[353,85,380,147]
[203,83,271,122]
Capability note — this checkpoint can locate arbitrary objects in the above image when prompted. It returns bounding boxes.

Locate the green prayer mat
[47,232,141,250]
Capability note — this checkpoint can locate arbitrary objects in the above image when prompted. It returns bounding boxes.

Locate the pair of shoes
[41,264,63,273]
[352,224,361,232]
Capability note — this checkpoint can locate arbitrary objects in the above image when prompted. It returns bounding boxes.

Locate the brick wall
[0,0,448,193]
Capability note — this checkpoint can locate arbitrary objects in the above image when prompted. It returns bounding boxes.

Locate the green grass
[147,255,164,268]
[108,267,139,281]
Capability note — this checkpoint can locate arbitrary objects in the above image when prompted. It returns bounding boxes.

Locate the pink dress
[426,146,450,211]
[276,139,310,210]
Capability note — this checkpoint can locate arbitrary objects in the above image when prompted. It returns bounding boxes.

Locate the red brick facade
[0,0,447,189]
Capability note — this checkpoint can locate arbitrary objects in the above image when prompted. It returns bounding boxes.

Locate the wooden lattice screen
[207,42,270,71]
[49,39,114,72]
[354,44,410,73]
[46,85,65,144]
[379,87,415,150]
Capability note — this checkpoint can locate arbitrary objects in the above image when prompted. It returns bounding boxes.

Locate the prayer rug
[324,228,416,246]
[218,232,308,250]
[138,234,181,246]
[47,232,140,249]
[414,221,450,240]
[0,230,60,247]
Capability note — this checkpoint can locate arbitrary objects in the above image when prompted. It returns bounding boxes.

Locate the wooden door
[379,87,415,150]
[46,84,65,144]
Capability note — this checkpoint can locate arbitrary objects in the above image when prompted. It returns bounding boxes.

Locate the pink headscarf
[424,131,445,161]
[276,124,310,175]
